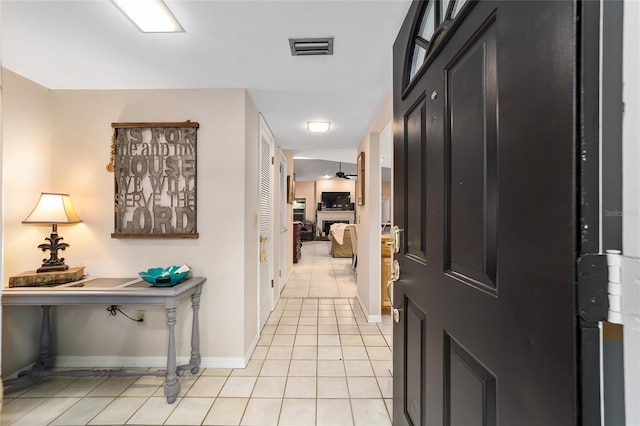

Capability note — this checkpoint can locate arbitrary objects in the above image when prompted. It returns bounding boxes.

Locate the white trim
[356,293,381,323]
[244,332,260,366]
[278,148,288,300]
[622,2,640,423]
[281,267,291,288]
[368,314,383,323]
[356,293,368,318]
[598,4,605,423]
[51,356,248,370]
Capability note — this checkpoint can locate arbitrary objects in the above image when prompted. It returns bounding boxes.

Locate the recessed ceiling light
[307,121,331,132]
[112,0,183,33]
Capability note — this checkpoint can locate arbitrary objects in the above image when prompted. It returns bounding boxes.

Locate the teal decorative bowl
[139,265,191,287]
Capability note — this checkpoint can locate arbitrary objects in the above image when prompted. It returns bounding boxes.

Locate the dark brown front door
[392,1,600,425]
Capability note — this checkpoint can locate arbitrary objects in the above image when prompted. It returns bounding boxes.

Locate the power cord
[107,305,143,323]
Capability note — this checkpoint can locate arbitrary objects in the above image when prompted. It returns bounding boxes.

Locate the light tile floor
[2,241,393,425]
[281,241,358,299]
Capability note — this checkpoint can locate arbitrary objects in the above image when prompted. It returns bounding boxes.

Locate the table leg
[164,307,179,404]
[189,284,202,374]
[36,306,53,369]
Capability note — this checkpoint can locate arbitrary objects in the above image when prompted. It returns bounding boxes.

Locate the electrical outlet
[137,310,146,326]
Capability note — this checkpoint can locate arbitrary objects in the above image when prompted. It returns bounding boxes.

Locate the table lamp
[22,193,82,273]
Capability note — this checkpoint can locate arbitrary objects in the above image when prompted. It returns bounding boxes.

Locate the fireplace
[316,210,355,238]
[322,220,350,237]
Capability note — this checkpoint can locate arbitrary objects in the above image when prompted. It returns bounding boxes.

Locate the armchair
[329,223,354,258]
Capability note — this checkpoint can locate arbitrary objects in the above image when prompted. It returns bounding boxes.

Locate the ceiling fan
[332,162,357,180]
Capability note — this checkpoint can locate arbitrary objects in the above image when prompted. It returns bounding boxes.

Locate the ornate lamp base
[37,264,69,273]
[36,224,70,274]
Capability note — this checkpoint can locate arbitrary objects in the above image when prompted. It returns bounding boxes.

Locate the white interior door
[258,116,275,330]
[279,149,288,296]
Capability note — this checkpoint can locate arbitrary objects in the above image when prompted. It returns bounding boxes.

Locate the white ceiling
[1,0,411,169]
[294,158,391,182]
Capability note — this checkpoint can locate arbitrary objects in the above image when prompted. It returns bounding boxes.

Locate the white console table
[2,276,205,404]
[316,210,355,238]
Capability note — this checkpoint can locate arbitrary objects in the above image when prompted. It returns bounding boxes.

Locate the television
[321,192,351,210]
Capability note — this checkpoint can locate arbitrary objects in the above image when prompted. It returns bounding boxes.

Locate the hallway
[2,242,393,425]
[281,241,358,299]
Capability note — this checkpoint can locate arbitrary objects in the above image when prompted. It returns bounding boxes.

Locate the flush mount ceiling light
[307,121,331,132]
[112,0,183,33]
[289,37,334,56]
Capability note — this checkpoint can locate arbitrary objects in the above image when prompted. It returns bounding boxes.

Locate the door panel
[445,17,497,290]
[404,300,426,426]
[392,1,595,425]
[405,96,428,261]
[444,334,497,426]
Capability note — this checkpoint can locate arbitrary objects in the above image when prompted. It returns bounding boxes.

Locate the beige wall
[243,92,259,356]
[0,3,4,369]
[284,151,294,281]
[290,179,356,225]
[356,92,392,321]
[1,69,289,375]
[382,182,391,198]
[315,179,356,213]
[294,181,315,222]
[1,69,53,375]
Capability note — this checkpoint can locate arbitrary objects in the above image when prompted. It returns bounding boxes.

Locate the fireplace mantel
[316,210,355,238]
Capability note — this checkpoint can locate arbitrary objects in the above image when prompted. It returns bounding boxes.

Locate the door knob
[386,259,402,323]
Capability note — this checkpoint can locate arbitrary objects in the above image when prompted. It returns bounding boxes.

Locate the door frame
[277,148,288,300]
[621,1,640,423]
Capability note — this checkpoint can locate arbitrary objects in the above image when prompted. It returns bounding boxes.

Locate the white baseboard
[368,314,383,323]
[356,294,382,323]
[53,356,248,369]
[244,333,260,365]
[281,268,291,289]
[357,293,367,316]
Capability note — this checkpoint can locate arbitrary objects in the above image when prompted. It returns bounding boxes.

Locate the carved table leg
[189,285,202,374]
[36,305,53,369]
[164,307,179,404]
[14,305,54,381]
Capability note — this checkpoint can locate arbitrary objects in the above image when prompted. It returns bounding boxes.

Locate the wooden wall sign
[109,121,199,238]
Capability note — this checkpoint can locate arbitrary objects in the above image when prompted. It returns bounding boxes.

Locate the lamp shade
[22,193,82,224]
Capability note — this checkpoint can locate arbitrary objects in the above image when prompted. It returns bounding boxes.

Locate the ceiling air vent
[289,37,334,56]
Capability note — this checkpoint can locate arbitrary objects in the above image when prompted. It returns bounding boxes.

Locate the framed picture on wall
[109,121,199,239]
[357,152,365,206]
[287,175,295,203]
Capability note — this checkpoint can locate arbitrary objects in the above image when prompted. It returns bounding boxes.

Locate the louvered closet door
[259,117,275,330]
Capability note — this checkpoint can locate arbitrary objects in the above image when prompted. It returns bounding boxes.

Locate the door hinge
[280,164,283,172]
[606,250,622,324]
[577,253,609,323]
[272,156,275,165]
[271,279,274,288]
